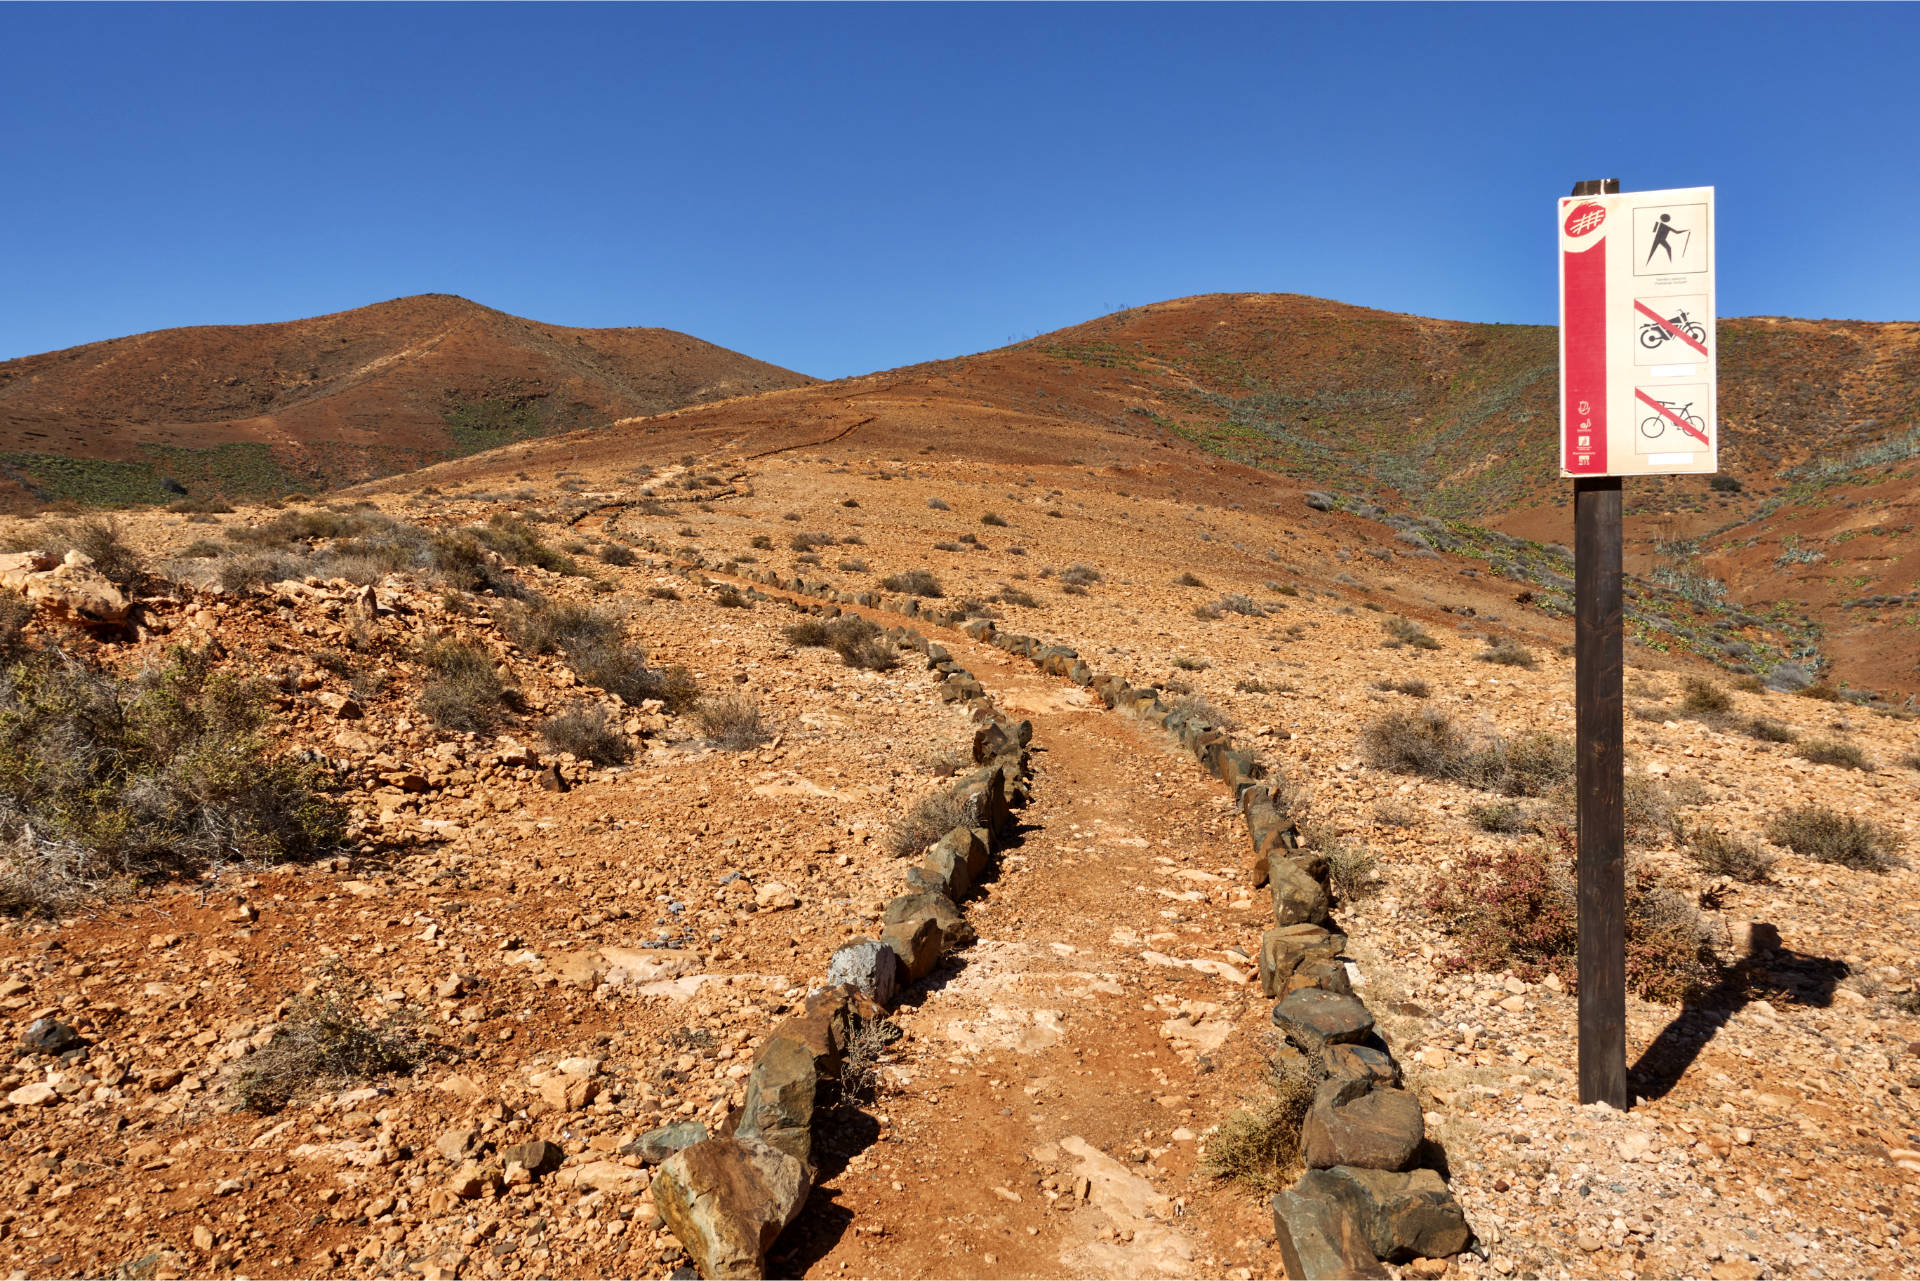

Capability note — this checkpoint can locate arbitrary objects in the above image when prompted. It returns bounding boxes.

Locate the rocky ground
[2,437,1917,1280]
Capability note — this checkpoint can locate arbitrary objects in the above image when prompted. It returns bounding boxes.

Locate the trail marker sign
[1558,185,1717,477]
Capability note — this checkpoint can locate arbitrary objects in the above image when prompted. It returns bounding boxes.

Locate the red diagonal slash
[1635,389,1710,445]
[1633,300,1710,358]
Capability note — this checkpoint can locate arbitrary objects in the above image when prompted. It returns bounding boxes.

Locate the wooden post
[1570,177,1626,1110]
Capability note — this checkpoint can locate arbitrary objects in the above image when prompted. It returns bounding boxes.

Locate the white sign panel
[1558,186,1718,477]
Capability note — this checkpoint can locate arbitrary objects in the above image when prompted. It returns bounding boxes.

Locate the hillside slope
[0,294,813,506]
[433,292,1917,695]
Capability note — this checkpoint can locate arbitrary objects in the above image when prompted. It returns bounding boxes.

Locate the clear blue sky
[3,3,1914,377]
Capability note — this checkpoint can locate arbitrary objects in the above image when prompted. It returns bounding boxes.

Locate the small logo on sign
[1564,202,1607,238]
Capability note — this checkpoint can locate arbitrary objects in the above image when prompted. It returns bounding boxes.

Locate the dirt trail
[733,626,1292,1280]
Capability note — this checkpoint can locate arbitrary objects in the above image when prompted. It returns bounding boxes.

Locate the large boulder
[0,550,130,627]
[1272,988,1374,1054]
[653,1137,810,1280]
[1295,1166,1471,1262]
[1272,1183,1388,1280]
[736,1037,818,1163]
[1301,1078,1425,1172]
[1269,852,1331,926]
[824,940,903,1008]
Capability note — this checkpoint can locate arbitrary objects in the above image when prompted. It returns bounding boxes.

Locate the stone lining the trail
[674,555,1474,1279]
[641,563,1034,1279]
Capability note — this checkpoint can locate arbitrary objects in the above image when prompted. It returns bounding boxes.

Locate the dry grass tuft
[1765,805,1905,872]
[1202,1058,1323,1191]
[696,695,768,751]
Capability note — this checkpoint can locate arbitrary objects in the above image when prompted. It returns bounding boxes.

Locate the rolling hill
[0,294,813,507]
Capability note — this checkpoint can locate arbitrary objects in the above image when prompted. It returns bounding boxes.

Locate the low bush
[1168,694,1233,729]
[573,642,697,710]
[1467,800,1528,833]
[1371,677,1431,698]
[697,695,768,750]
[1744,717,1796,743]
[887,783,972,859]
[233,973,438,1113]
[1681,676,1733,714]
[926,497,950,511]
[646,585,682,601]
[1427,831,1714,1001]
[1209,594,1265,617]
[998,586,1039,608]
[1325,840,1380,899]
[838,558,869,573]
[467,514,579,575]
[1173,572,1206,588]
[1681,824,1775,882]
[1765,805,1904,872]
[1477,637,1537,668]
[1382,617,1441,651]
[880,568,943,598]
[1170,655,1209,671]
[786,615,896,671]
[980,512,1009,527]
[1059,564,1102,587]
[539,703,631,766]
[599,543,638,566]
[1202,1059,1322,1191]
[501,599,619,656]
[1796,739,1870,770]
[416,638,513,733]
[0,644,344,913]
[1362,707,1572,797]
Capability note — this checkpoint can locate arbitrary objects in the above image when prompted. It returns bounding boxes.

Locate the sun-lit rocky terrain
[2,294,1918,1281]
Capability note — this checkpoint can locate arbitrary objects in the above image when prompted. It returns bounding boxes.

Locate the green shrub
[1765,805,1904,872]
[538,703,632,766]
[0,645,343,913]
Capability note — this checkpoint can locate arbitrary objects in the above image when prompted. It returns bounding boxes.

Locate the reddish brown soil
[0,294,813,497]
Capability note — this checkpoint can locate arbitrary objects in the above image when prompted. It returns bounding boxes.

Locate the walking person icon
[1646,213,1687,266]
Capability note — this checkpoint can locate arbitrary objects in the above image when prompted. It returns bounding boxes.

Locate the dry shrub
[1796,739,1870,770]
[1427,830,1714,1001]
[880,568,943,598]
[233,974,439,1113]
[1371,800,1420,829]
[1467,800,1528,833]
[980,512,1009,527]
[834,1015,902,1105]
[538,703,631,766]
[1382,617,1441,651]
[1174,572,1206,588]
[0,645,343,915]
[998,586,1040,609]
[1360,708,1572,797]
[1325,841,1380,901]
[887,784,972,859]
[697,695,767,750]
[1682,676,1733,713]
[1745,717,1796,743]
[501,599,619,656]
[1478,637,1538,668]
[1765,805,1905,872]
[785,616,896,671]
[1371,677,1431,698]
[416,638,513,733]
[1171,655,1209,672]
[1168,694,1233,729]
[1059,564,1102,586]
[1202,1058,1322,1191]
[1681,825,1775,883]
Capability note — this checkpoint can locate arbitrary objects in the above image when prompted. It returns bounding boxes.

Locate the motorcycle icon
[1639,309,1708,350]
[1640,399,1706,440]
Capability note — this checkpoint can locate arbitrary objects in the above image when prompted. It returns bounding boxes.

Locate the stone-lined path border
[699,560,1478,1280]
[631,564,1037,1279]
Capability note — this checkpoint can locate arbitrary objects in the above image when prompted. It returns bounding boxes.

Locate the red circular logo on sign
[1564,201,1607,238]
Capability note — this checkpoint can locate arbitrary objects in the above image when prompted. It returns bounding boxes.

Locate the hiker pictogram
[1632,202,1709,277]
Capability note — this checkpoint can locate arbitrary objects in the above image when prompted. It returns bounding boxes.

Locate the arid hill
[0,294,813,508]
[427,292,1918,697]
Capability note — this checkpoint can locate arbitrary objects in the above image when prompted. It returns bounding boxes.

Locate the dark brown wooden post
[1570,177,1626,1109]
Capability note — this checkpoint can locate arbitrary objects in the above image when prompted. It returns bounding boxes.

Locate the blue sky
[3,4,1915,377]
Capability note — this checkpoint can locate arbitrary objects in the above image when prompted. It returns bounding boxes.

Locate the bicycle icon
[1640,399,1706,440]
[1638,309,1707,350]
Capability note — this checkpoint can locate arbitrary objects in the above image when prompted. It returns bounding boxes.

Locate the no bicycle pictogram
[1634,388,1710,446]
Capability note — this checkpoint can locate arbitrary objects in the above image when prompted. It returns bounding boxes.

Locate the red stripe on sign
[1634,388,1710,445]
[1632,300,1710,358]
[1562,233,1607,473]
